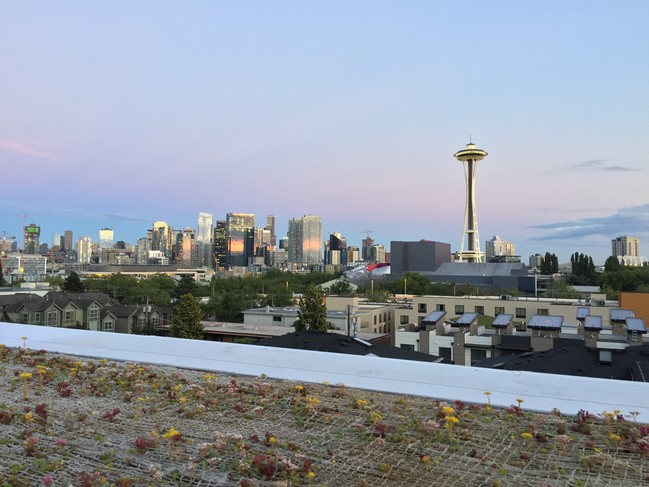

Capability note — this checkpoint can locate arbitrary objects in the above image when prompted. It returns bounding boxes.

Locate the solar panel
[626,318,647,333]
[455,313,479,326]
[492,314,514,327]
[611,309,635,321]
[422,310,446,323]
[576,307,590,319]
[583,315,602,330]
[528,315,563,329]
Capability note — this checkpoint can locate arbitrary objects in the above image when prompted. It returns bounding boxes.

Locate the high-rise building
[178,227,198,267]
[64,230,73,252]
[371,244,386,263]
[213,221,227,269]
[265,215,276,249]
[226,213,255,267]
[23,224,40,255]
[136,237,151,264]
[325,232,347,266]
[347,245,360,264]
[151,221,173,259]
[197,212,214,267]
[76,236,93,264]
[361,236,374,261]
[99,228,114,250]
[529,254,543,269]
[197,212,214,244]
[612,235,642,266]
[485,236,516,261]
[453,142,488,263]
[287,215,322,266]
[612,236,640,258]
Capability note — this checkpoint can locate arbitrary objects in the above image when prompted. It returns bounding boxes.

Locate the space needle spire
[453,141,488,263]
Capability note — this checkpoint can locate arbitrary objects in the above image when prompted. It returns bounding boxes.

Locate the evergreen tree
[174,274,197,300]
[294,285,329,332]
[604,255,622,273]
[63,271,84,292]
[170,294,204,339]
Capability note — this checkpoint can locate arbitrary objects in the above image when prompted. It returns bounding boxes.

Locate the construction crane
[360,229,373,239]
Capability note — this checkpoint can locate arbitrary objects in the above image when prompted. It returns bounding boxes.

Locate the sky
[1,1,648,265]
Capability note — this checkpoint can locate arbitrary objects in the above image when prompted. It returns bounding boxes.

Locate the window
[20,311,29,323]
[475,306,484,315]
[515,308,526,319]
[33,312,41,323]
[373,315,377,325]
[103,320,114,332]
[150,316,159,325]
[455,305,464,315]
[400,344,415,351]
[138,315,147,325]
[272,316,282,322]
[418,303,427,313]
[495,306,505,316]
[400,315,409,325]
[438,347,452,364]
[65,310,73,322]
[537,308,549,316]
[470,348,488,365]
[88,307,99,319]
[436,304,445,311]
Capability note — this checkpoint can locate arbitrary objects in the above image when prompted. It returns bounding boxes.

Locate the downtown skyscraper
[287,215,322,266]
[226,213,254,268]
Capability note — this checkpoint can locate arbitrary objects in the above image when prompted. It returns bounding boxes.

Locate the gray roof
[492,314,514,327]
[528,315,564,329]
[428,262,527,277]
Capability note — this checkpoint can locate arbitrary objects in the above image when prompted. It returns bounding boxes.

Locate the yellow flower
[322,380,330,386]
[203,373,215,381]
[162,427,180,440]
[268,436,277,446]
[24,411,34,422]
[295,385,304,392]
[369,411,383,423]
[483,391,492,395]
[441,406,455,415]
[19,372,33,380]
[307,471,315,480]
[520,432,533,439]
[445,415,459,425]
[609,433,621,442]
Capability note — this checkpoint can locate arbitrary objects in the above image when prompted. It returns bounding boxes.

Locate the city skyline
[1,2,648,264]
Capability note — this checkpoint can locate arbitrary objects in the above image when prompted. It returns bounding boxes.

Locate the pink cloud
[0,138,59,161]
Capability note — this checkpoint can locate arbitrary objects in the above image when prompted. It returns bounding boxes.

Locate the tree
[170,294,204,339]
[329,278,353,295]
[174,274,197,300]
[540,252,559,274]
[63,271,84,292]
[604,256,621,273]
[0,262,6,287]
[294,285,329,332]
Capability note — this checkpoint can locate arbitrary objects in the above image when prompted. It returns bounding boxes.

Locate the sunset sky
[1,1,648,264]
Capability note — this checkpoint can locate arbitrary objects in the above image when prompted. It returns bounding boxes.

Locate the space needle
[453,141,488,263]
